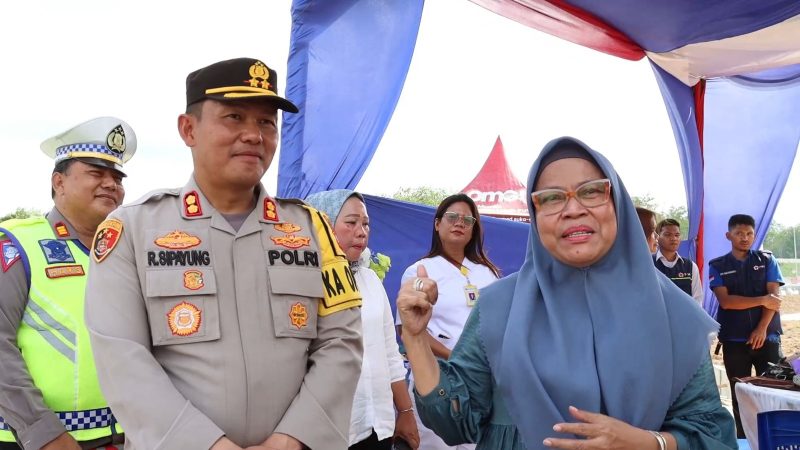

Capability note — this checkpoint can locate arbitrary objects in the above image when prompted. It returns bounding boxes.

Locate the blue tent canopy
[279,0,800,313]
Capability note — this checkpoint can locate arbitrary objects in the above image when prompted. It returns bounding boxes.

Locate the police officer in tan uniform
[84,58,363,450]
[0,117,135,450]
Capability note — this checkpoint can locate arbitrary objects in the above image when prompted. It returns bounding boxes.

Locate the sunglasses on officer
[531,178,612,216]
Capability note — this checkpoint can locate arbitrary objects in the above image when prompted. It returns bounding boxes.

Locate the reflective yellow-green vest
[0,217,118,443]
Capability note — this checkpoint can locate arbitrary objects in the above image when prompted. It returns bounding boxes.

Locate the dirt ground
[710,294,800,367]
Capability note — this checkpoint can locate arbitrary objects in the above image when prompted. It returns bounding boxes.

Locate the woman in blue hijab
[396,137,736,449]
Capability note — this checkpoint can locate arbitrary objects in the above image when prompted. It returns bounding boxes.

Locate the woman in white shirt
[306,190,419,450]
[396,194,500,450]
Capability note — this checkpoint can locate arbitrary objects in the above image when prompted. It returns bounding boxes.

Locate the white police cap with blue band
[40,117,137,175]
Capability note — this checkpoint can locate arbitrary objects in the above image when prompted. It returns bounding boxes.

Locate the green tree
[631,194,692,232]
[391,186,450,206]
[631,194,659,212]
[764,222,799,259]
[663,205,690,234]
[0,207,43,223]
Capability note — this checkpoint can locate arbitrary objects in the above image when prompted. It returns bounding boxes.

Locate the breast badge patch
[274,223,301,234]
[1,240,20,272]
[45,264,85,279]
[92,218,123,263]
[184,191,203,217]
[167,301,202,336]
[155,231,201,249]
[263,198,279,222]
[183,270,204,290]
[39,239,76,264]
[270,235,311,249]
[289,302,308,330]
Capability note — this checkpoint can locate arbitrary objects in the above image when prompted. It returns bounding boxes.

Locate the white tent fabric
[648,14,800,86]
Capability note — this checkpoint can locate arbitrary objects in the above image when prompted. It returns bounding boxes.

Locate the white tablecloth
[735,382,800,450]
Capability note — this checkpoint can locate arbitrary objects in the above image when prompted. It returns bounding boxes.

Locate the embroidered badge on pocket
[289,302,308,330]
[167,301,202,336]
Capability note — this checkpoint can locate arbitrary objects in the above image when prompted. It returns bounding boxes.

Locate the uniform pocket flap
[267,266,323,298]
[146,268,217,297]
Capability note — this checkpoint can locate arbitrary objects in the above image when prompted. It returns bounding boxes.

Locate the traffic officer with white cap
[0,117,135,449]
[85,58,363,450]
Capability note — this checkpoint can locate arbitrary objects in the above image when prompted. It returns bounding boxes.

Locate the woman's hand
[543,406,665,450]
[394,410,420,449]
[398,265,438,338]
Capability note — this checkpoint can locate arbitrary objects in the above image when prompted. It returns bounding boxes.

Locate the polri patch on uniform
[289,302,308,330]
[263,198,279,222]
[45,264,85,279]
[274,223,301,234]
[183,269,204,290]
[1,239,20,272]
[92,218,124,263]
[39,239,76,264]
[155,230,201,249]
[167,301,202,336]
[54,222,70,237]
[270,235,311,249]
[184,191,203,217]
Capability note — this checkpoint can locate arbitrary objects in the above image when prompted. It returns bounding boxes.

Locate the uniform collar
[46,207,79,240]
[178,176,288,233]
[655,249,683,263]
[728,249,755,262]
[179,177,215,220]
[254,184,286,225]
[45,207,90,254]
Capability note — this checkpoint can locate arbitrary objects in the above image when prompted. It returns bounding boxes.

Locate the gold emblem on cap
[106,125,126,154]
[247,61,272,90]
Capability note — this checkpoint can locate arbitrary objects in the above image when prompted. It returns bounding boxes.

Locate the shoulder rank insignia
[155,230,201,250]
[1,240,20,272]
[270,235,311,249]
[183,270,204,290]
[54,222,70,237]
[39,239,75,264]
[167,301,202,336]
[263,198,279,222]
[289,302,308,330]
[184,191,203,217]
[92,218,124,263]
[274,223,301,234]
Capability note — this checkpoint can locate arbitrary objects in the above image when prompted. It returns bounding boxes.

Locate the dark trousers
[723,340,782,439]
[349,429,393,450]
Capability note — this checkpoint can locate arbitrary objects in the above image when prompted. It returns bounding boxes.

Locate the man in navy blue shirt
[709,214,784,438]
[654,218,703,304]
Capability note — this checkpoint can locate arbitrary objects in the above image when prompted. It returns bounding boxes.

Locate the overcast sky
[1,0,798,225]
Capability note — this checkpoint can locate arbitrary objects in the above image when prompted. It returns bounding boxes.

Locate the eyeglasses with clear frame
[442,211,476,228]
[531,178,612,216]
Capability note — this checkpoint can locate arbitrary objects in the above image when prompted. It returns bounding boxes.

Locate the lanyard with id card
[460,265,479,307]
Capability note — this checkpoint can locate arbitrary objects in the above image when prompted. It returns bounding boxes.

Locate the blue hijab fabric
[304,189,362,225]
[479,137,718,448]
